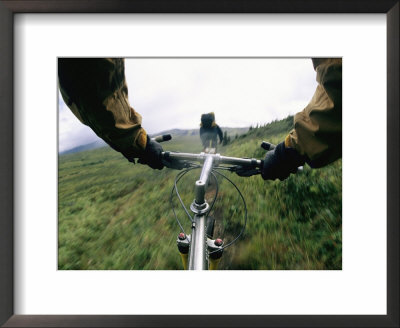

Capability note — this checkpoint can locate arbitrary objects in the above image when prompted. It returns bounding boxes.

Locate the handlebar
[162,151,262,167]
[161,151,263,176]
[153,133,269,169]
[155,135,280,176]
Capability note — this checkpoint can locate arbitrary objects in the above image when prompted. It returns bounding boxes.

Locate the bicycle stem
[195,155,213,204]
[188,154,215,270]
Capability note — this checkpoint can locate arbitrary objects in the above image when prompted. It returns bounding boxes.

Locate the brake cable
[170,164,248,254]
[170,167,198,233]
[171,166,219,232]
[208,169,248,254]
[205,171,219,221]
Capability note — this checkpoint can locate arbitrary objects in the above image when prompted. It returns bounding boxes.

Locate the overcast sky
[58,58,317,153]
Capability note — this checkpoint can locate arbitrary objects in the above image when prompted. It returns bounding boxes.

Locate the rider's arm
[286,58,342,168]
[261,58,341,181]
[58,58,147,162]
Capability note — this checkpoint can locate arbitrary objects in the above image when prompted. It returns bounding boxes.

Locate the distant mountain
[60,139,107,155]
[150,129,195,137]
[151,127,249,139]
[60,127,250,155]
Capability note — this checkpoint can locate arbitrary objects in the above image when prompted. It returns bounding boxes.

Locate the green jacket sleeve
[58,58,147,161]
[287,58,342,168]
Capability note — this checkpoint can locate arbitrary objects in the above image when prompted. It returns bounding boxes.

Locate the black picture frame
[0,1,398,327]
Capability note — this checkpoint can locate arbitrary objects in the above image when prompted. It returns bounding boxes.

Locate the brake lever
[232,164,263,177]
[260,141,276,151]
[162,158,190,170]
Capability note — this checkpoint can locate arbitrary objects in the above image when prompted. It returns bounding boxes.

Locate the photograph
[58,57,342,270]
[1,0,397,325]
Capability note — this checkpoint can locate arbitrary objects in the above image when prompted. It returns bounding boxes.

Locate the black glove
[138,136,164,170]
[262,142,306,181]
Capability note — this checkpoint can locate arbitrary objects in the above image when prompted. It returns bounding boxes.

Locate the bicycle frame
[188,154,214,270]
[156,136,290,270]
[167,151,262,270]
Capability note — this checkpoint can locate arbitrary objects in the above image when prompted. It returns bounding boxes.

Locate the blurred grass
[58,116,342,270]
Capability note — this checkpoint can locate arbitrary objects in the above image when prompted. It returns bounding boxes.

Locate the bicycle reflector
[214,238,223,246]
[208,238,224,270]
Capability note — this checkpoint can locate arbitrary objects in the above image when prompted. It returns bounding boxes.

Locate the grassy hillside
[58,117,342,270]
[152,126,248,138]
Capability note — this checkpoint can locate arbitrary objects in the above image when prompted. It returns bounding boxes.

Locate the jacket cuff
[284,134,292,148]
[117,129,148,162]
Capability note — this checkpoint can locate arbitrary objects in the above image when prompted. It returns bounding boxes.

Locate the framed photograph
[1,1,398,327]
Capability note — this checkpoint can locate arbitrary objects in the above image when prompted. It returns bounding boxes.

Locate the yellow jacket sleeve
[287,58,342,168]
[58,58,147,161]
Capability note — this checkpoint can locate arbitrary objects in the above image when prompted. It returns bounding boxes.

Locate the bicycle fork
[176,154,224,270]
[177,218,224,270]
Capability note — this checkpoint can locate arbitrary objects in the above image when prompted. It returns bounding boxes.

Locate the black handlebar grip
[261,141,276,151]
[162,151,170,160]
[162,134,172,142]
[251,159,261,168]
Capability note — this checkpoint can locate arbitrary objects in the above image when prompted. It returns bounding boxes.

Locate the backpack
[201,112,215,128]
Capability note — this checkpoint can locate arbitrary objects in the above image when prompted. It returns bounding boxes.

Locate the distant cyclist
[199,112,224,152]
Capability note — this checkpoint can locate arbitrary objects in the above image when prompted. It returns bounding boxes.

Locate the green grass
[58,116,342,270]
